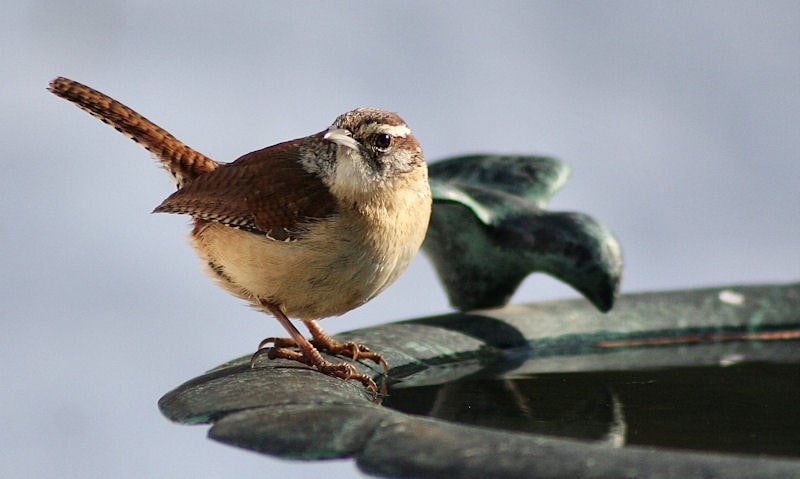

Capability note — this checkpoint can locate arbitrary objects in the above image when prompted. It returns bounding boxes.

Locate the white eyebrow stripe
[376,124,411,137]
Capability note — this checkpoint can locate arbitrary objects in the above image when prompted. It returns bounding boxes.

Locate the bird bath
[159,282,800,478]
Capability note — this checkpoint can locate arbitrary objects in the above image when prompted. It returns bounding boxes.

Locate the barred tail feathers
[49,77,219,187]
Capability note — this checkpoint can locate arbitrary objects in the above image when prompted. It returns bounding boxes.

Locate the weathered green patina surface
[159,282,800,478]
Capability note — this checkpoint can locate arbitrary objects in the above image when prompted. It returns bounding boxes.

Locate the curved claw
[249,331,387,399]
[266,347,382,397]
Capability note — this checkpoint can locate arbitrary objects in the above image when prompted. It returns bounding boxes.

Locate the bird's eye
[374,133,392,150]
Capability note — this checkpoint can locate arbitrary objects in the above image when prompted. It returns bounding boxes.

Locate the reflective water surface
[384,362,800,458]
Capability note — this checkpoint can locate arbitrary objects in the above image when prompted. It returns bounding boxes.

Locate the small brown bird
[49,77,432,393]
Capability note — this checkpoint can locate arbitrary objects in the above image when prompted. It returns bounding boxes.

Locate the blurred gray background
[2,1,798,478]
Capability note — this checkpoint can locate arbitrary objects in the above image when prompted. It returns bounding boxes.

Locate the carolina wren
[49,77,432,393]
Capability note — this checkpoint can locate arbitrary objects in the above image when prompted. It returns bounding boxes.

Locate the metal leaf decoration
[423,154,624,312]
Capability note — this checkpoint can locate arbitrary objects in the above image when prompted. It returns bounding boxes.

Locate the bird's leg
[250,301,383,394]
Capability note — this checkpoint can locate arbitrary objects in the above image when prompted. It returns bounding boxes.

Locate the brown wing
[153,136,337,240]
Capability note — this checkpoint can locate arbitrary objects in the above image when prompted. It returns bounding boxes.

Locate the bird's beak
[324,128,360,151]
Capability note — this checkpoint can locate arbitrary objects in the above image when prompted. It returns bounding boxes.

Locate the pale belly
[191,216,422,320]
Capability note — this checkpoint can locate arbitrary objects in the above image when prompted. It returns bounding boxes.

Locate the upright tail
[48,77,219,187]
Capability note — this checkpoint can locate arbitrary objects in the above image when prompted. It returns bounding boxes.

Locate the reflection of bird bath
[386,376,629,448]
[160,282,800,478]
[385,363,799,458]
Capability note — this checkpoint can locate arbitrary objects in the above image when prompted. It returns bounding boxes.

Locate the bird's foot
[250,335,385,397]
[310,338,389,377]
